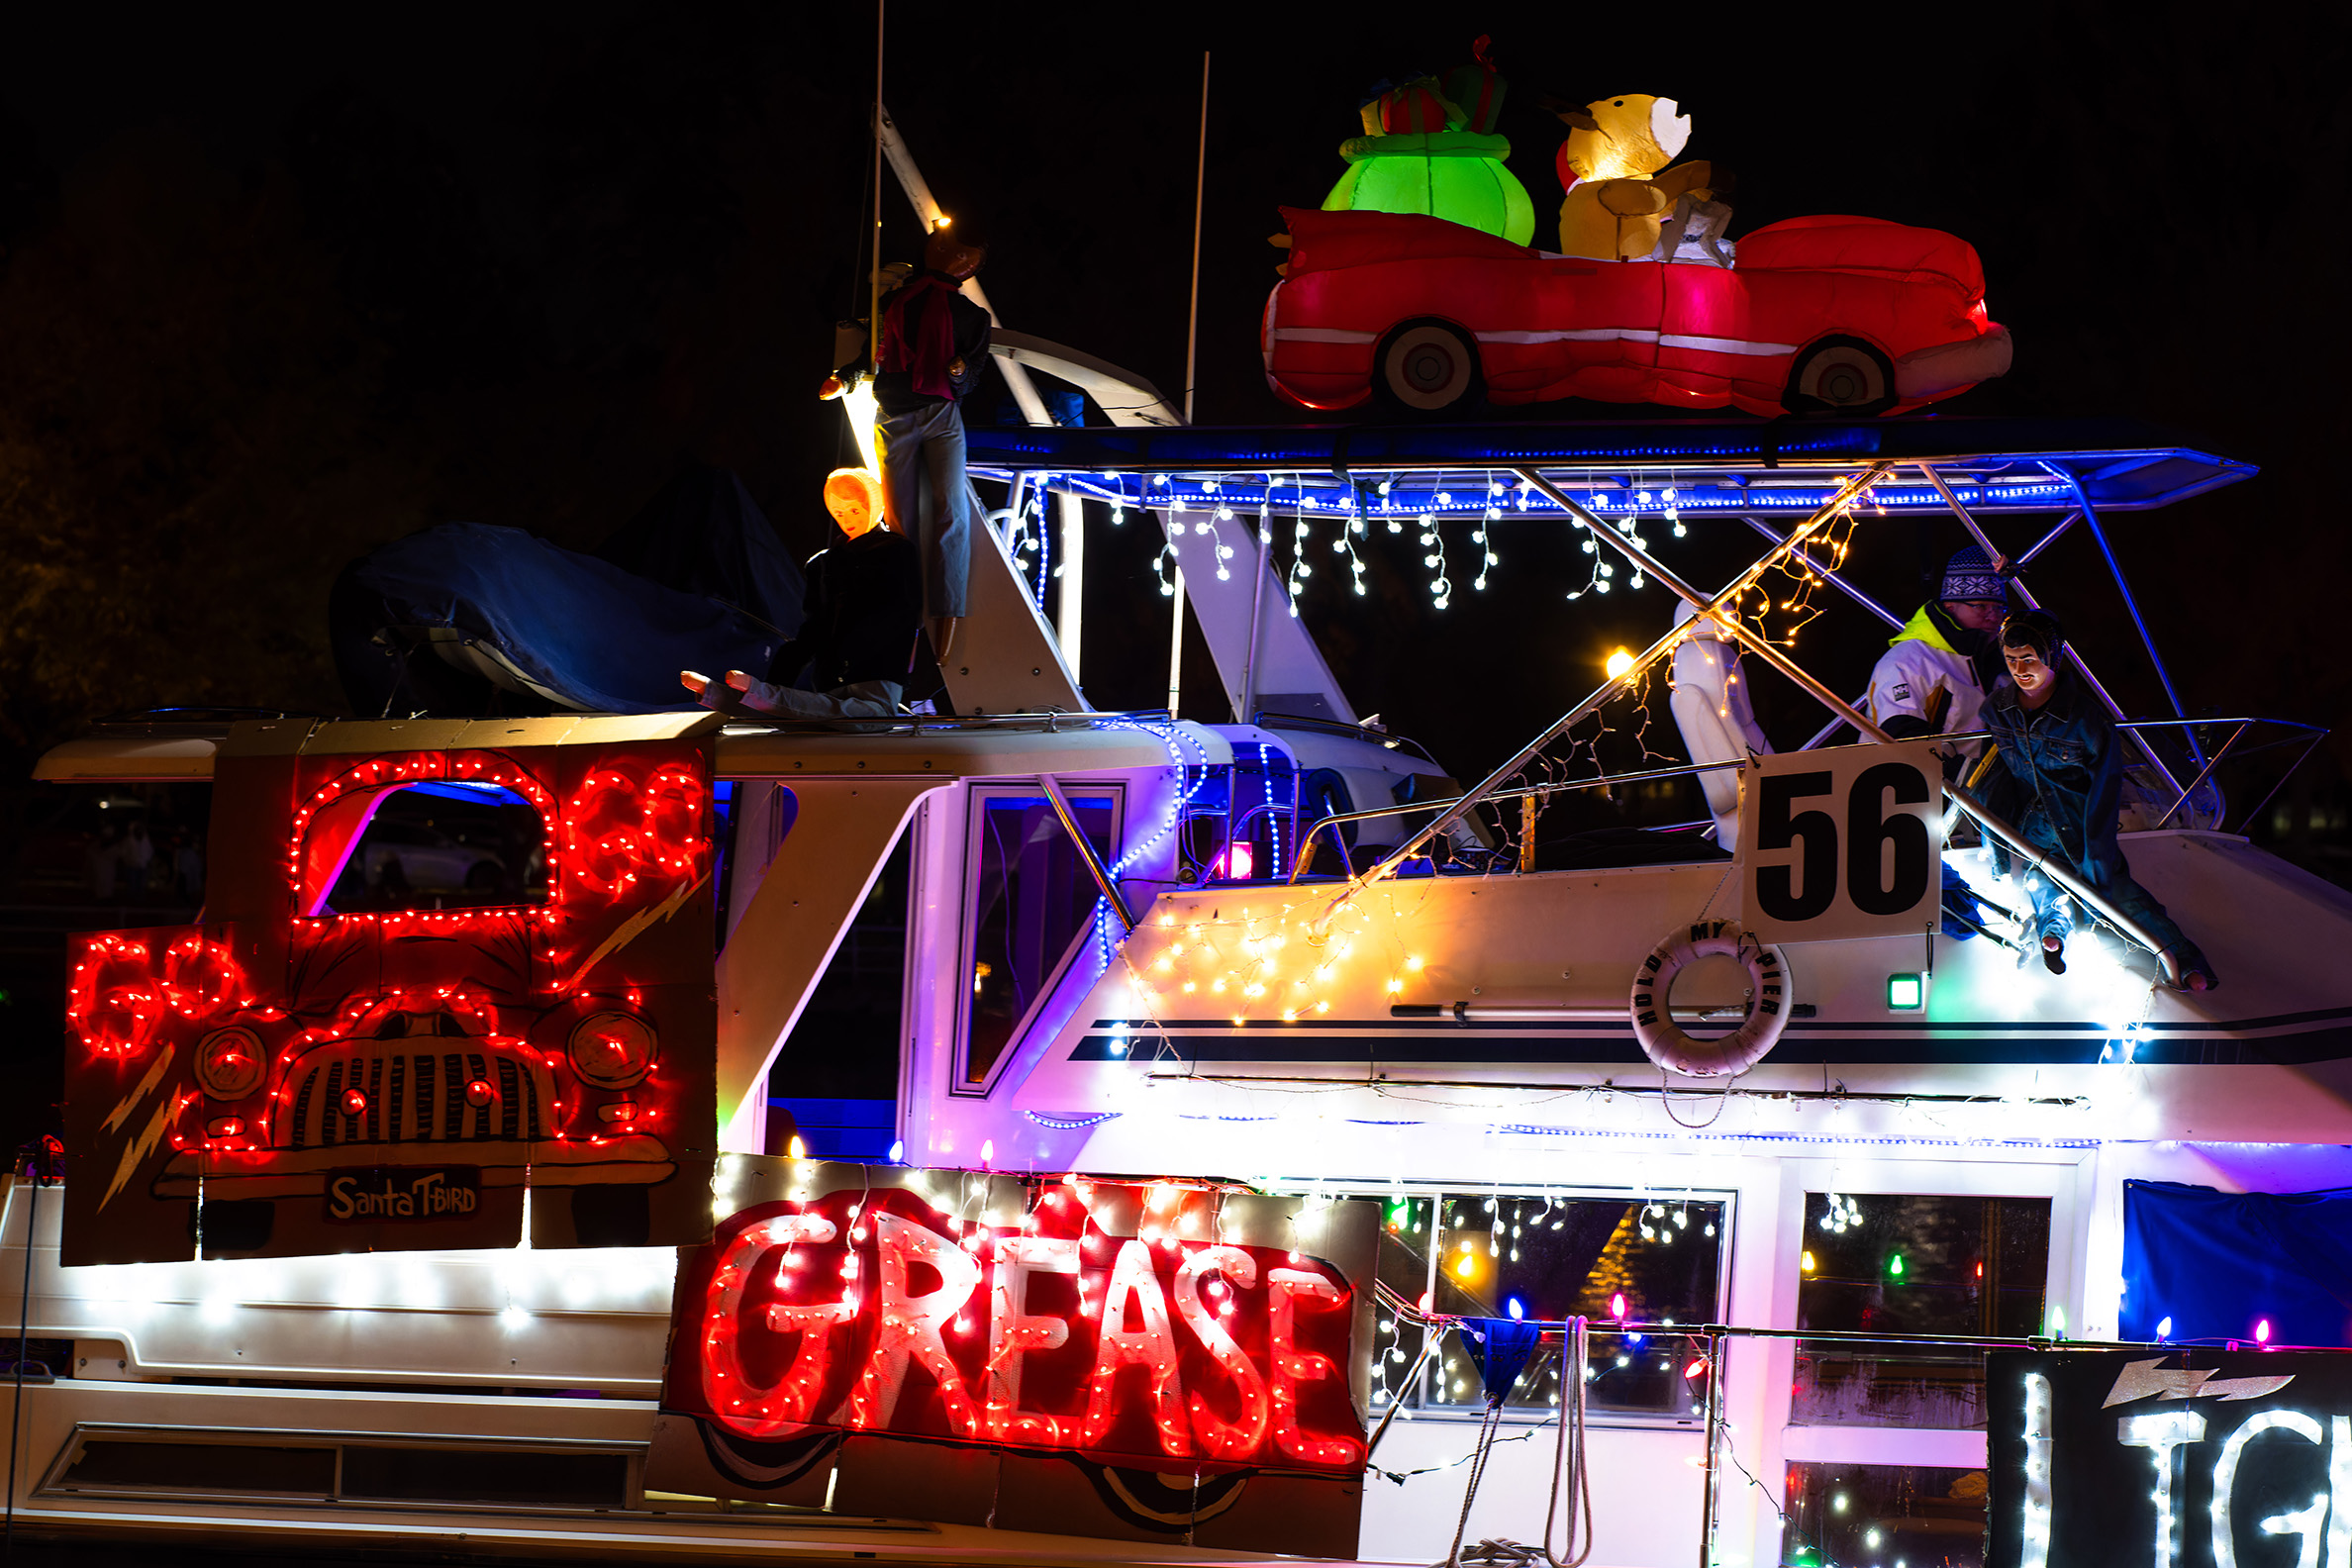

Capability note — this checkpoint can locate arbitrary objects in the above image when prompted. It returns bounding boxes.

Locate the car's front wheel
[1783,336,1897,416]
[1374,320,1482,414]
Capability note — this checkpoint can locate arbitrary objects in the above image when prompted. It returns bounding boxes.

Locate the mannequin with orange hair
[682,467,922,720]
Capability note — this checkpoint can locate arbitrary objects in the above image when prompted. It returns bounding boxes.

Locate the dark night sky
[0,1,2345,792]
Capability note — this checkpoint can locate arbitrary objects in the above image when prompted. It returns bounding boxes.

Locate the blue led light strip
[1088,720,1216,969]
[981,470,2093,519]
[1023,1109,1123,1129]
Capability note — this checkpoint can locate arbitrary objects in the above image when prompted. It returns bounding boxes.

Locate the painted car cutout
[1261,205,2011,418]
[63,716,720,1263]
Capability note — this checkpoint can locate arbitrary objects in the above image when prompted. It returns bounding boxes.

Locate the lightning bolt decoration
[558,867,712,993]
[2102,1356,2297,1408]
[103,1084,183,1213]
[98,1041,175,1138]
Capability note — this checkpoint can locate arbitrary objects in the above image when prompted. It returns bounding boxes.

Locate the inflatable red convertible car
[1261,206,2011,417]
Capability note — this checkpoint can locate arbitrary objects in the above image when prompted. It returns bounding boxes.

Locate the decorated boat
[18,399,2344,1568]
[7,72,2343,1568]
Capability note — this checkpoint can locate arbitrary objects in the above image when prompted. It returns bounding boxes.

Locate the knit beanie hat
[1939,545,2007,605]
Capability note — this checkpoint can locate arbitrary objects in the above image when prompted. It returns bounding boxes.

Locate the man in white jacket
[1866,545,2009,764]
[1866,545,2009,942]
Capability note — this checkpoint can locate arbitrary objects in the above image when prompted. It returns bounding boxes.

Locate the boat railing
[1284,715,2325,885]
[1365,1296,2262,1566]
[718,707,1173,737]
[1287,760,1741,883]
[61,706,1191,747]
[1247,709,1441,765]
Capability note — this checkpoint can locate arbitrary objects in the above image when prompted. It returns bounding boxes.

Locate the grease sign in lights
[652,1161,1375,1555]
[1989,1350,2352,1568]
[671,1180,1362,1467]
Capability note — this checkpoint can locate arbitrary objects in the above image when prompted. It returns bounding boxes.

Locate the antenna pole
[1183,50,1209,425]
[1167,564,1186,719]
[870,1,885,382]
[1169,50,1207,720]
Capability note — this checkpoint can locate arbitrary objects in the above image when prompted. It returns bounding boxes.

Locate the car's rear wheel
[1375,319,1482,414]
[1783,336,1897,416]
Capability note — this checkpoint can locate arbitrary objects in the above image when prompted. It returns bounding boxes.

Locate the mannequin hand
[947,357,965,379]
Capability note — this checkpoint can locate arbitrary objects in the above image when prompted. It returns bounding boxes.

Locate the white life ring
[1629,920,1792,1078]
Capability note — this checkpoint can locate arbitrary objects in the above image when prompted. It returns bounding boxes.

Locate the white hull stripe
[1274,324,1799,355]
[1478,328,1798,355]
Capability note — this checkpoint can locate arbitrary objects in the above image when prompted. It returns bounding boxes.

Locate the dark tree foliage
[0,0,2343,803]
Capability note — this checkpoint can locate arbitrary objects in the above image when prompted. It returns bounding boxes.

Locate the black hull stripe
[1088,1005,2352,1035]
[1071,1024,2352,1067]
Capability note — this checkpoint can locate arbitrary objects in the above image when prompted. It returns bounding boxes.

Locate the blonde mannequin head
[825,468,886,538]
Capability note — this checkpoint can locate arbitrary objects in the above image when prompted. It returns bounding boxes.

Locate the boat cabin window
[1793,1192,2051,1429]
[1782,1462,1989,1568]
[765,815,914,1157]
[1370,1191,1726,1421]
[957,786,1121,1094]
[55,1432,628,1509]
[312,781,548,915]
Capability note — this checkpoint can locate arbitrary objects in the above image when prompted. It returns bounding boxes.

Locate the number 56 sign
[1735,740,1945,943]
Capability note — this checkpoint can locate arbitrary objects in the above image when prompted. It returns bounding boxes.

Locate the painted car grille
[277,1049,548,1148]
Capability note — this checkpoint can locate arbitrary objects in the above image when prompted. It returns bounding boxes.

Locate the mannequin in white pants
[1667,601,1772,852]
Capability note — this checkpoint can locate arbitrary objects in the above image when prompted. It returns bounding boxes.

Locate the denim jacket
[1980,668,2124,890]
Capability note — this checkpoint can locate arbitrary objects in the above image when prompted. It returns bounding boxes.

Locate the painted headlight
[568,1012,655,1089]
[194,1027,265,1100]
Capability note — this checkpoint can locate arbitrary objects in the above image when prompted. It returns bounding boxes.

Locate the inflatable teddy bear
[1550,94,1718,261]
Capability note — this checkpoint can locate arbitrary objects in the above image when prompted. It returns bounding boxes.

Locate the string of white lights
[1421,512,1452,610]
[1152,496,1181,598]
[1286,494,1312,607]
[1007,479,1050,606]
[1711,1409,1827,1565]
[1473,479,1504,591]
[1333,479,1368,598]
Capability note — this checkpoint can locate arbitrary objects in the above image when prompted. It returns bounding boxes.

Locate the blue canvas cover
[2120,1179,2352,1347]
[592,464,806,633]
[332,522,796,716]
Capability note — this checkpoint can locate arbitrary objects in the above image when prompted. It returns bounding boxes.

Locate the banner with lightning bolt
[1990,1349,2352,1568]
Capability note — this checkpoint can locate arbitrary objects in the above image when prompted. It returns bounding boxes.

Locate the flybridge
[961,415,2260,728]
[966,415,2257,518]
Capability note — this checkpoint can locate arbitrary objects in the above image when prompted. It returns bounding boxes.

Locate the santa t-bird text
[324,1166,482,1224]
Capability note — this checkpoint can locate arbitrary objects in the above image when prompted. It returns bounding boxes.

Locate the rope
[1550,1317,1597,1568]
[1436,1318,1596,1568]
[1440,1393,1510,1568]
